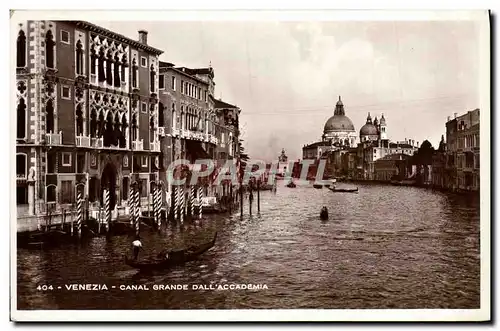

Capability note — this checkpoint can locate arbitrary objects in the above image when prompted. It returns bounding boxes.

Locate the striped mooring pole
[180,186,185,224]
[174,186,180,222]
[77,191,83,238]
[198,186,203,219]
[103,189,110,233]
[154,184,161,228]
[190,186,196,218]
[129,185,134,226]
[133,187,139,236]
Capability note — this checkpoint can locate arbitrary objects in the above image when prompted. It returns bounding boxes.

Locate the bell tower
[379,113,387,140]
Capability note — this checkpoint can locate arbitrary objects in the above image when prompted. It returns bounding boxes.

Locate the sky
[96,19,480,162]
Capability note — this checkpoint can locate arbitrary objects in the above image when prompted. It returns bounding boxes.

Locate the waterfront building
[158,62,216,193]
[444,109,480,191]
[16,20,163,225]
[373,153,411,181]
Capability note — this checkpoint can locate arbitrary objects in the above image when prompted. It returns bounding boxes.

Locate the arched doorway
[101,162,117,210]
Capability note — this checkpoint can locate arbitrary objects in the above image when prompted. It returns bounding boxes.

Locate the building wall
[16,20,163,219]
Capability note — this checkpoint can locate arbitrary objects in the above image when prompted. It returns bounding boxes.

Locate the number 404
[37,285,54,291]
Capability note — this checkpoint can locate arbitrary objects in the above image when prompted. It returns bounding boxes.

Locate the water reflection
[17,182,480,309]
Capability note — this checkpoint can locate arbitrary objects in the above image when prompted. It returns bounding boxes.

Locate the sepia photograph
[10,9,490,322]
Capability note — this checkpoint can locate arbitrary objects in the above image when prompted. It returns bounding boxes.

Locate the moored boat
[328,186,358,193]
[313,183,323,189]
[124,232,217,271]
[286,181,296,188]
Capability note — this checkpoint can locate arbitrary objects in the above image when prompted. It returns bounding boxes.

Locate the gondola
[286,181,296,188]
[328,186,358,193]
[313,183,323,189]
[124,232,217,271]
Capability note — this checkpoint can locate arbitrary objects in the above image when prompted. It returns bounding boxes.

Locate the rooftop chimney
[138,30,148,45]
[447,116,451,122]
[417,141,419,148]
[454,112,457,119]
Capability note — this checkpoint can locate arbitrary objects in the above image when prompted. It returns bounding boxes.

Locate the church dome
[360,123,378,136]
[324,115,355,133]
[323,96,355,133]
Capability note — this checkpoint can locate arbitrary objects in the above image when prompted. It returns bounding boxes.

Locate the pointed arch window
[46,100,54,133]
[75,104,84,136]
[131,114,138,141]
[106,51,113,86]
[17,97,26,139]
[150,64,155,92]
[103,112,114,147]
[113,113,121,146]
[97,111,105,137]
[120,115,128,148]
[76,40,84,75]
[90,109,97,138]
[158,102,164,127]
[114,54,121,87]
[17,30,26,68]
[121,54,127,83]
[132,58,138,88]
[90,48,96,75]
[45,30,55,69]
[98,48,106,82]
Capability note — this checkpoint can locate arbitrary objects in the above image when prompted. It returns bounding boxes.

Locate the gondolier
[132,236,143,260]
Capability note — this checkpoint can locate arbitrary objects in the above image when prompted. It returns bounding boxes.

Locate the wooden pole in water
[134,186,140,236]
[198,186,203,220]
[77,191,82,238]
[104,189,110,234]
[257,179,260,213]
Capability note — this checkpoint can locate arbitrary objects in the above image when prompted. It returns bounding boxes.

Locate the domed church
[360,112,387,142]
[302,96,357,159]
[322,96,357,147]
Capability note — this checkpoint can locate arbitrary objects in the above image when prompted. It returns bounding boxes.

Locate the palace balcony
[150,141,161,152]
[45,132,62,146]
[76,135,91,148]
[91,137,103,148]
[172,128,180,137]
[132,139,144,151]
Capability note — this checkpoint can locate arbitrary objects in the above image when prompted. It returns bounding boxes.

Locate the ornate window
[121,54,127,83]
[90,48,96,75]
[150,64,155,92]
[16,154,27,179]
[158,102,164,127]
[132,58,138,88]
[120,115,128,148]
[46,100,54,133]
[106,51,113,86]
[113,54,121,87]
[172,103,176,130]
[75,104,84,136]
[45,30,55,69]
[98,48,106,82]
[90,109,97,138]
[17,30,26,68]
[103,112,114,147]
[76,40,84,75]
[131,114,138,141]
[17,97,26,139]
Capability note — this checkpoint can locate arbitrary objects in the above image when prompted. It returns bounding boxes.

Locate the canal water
[17,182,480,309]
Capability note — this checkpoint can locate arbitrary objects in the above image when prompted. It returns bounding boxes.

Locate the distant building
[277,148,289,176]
[445,109,480,191]
[374,153,411,181]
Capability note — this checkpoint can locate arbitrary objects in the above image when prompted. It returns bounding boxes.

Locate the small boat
[125,232,217,271]
[320,207,328,220]
[313,183,323,189]
[328,186,358,193]
[286,181,296,188]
